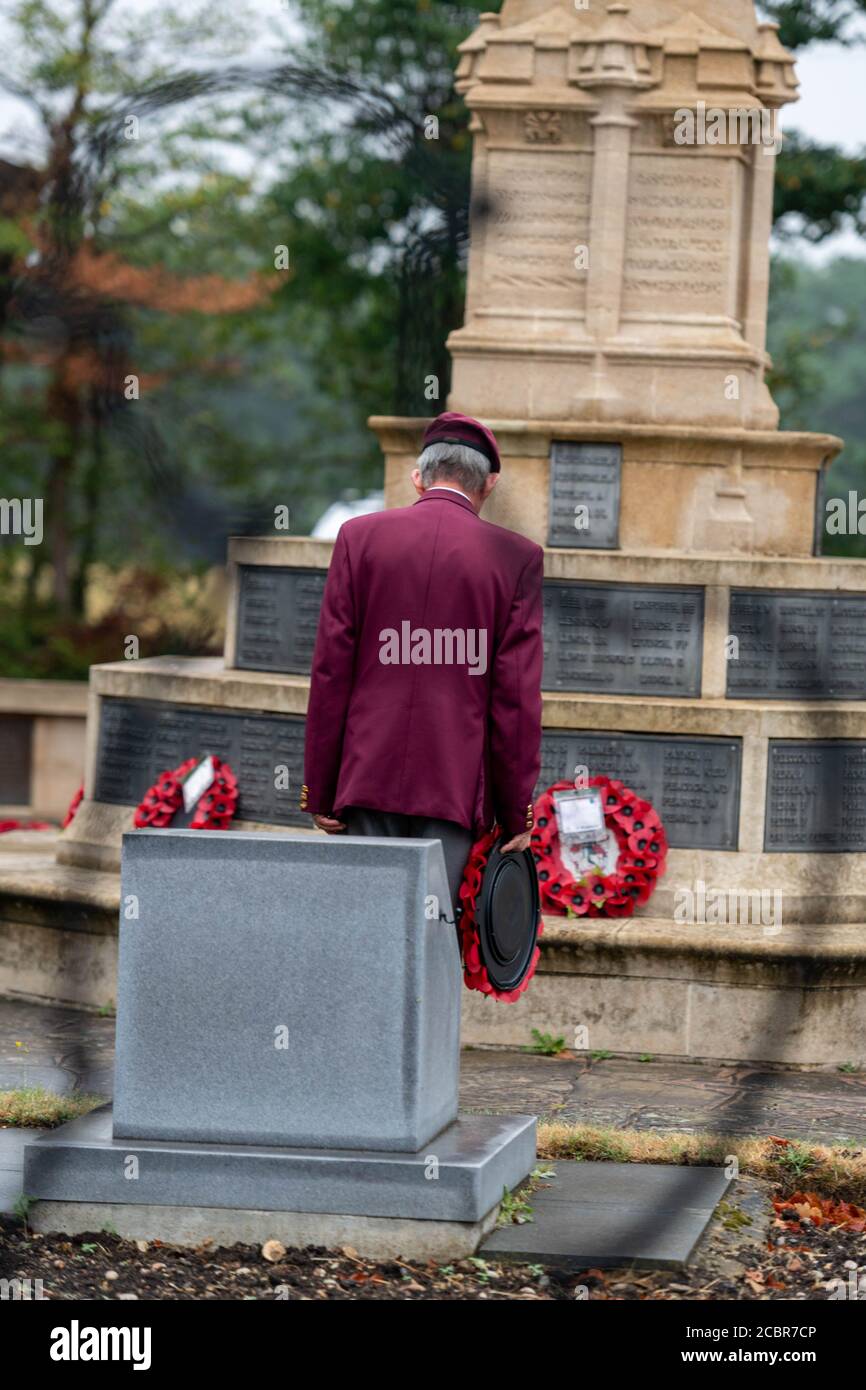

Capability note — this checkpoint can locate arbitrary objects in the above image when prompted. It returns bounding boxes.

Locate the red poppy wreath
[133,756,238,831]
[457,826,543,1003]
[63,784,84,829]
[531,776,668,918]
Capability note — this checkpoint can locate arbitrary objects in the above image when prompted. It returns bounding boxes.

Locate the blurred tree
[763,0,866,47]
[270,0,482,423]
[0,0,285,616]
[762,2,866,238]
[767,256,866,556]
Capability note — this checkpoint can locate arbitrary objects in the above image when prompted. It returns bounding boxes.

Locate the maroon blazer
[302,489,544,837]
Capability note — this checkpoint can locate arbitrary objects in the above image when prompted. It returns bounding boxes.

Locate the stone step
[228,533,866,590]
[86,653,866,732]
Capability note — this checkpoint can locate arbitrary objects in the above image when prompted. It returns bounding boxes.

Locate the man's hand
[500,830,531,854]
[313,813,346,834]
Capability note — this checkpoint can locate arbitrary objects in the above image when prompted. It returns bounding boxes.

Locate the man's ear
[411,467,425,497]
[481,472,499,505]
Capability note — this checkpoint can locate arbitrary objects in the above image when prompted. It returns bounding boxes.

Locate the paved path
[2,997,864,1212]
[460,1049,866,1144]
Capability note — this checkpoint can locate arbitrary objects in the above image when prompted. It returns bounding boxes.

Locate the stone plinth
[462,916,866,1068]
[369,418,841,556]
[0,678,88,820]
[13,0,866,1081]
[114,831,459,1151]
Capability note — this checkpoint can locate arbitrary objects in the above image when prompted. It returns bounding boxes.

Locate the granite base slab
[23,1107,536,1225]
[28,1201,502,1262]
[482,1159,731,1269]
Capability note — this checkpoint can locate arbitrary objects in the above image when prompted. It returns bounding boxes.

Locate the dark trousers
[342,807,474,918]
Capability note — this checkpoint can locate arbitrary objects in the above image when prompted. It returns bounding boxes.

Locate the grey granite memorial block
[113,830,461,1152]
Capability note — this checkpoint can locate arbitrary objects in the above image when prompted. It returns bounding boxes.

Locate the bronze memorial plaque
[0,715,32,806]
[233,564,704,702]
[94,698,307,826]
[765,740,866,851]
[729,590,866,700]
[235,566,328,674]
[548,442,621,550]
[543,581,703,697]
[537,730,741,851]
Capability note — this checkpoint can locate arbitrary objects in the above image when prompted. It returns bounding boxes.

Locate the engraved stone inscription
[765,740,866,851]
[622,155,734,316]
[94,698,306,826]
[235,567,327,674]
[543,581,703,697]
[538,731,741,850]
[483,150,592,311]
[548,441,621,549]
[728,591,866,699]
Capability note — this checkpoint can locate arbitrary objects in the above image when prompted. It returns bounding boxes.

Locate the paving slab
[0,997,114,1095]
[482,1160,731,1269]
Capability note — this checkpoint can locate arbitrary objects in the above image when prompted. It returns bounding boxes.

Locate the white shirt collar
[425,485,472,501]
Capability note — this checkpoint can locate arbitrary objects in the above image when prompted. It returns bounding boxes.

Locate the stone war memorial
[8,0,866,1265]
[36,0,862,1071]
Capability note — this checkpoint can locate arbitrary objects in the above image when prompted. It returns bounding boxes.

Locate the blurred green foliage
[768,255,866,557]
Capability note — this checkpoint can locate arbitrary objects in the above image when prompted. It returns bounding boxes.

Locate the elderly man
[301,411,544,904]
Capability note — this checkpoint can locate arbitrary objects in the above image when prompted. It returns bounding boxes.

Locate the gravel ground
[1,1178,863,1300]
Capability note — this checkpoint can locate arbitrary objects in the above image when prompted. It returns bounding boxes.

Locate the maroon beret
[421,411,501,473]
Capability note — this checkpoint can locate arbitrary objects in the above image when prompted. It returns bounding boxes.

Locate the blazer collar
[414,489,478,517]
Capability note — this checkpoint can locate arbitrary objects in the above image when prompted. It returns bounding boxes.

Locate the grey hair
[417,441,491,494]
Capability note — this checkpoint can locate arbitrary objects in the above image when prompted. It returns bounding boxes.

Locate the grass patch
[0,1087,104,1128]
[497,1165,557,1227]
[537,1122,866,1204]
[525,1029,567,1056]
